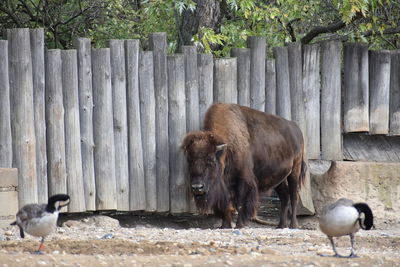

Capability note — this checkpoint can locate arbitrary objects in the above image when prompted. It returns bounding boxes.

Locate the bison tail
[299,158,307,189]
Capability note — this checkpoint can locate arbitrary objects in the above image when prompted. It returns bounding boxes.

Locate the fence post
[168,54,189,213]
[343,43,369,132]
[74,38,96,210]
[213,58,238,104]
[390,51,400,136]
[302,44,320,159]
[125,40,146,210]
[108,40,130,211]
[45,49,67,197]
[61,50,86,212]
[149,33,170,212]
[139,51,157,212]
[321,41,342,160]
[7,28,38,207]
[0,40,12,168]
[181,45,199,212]
[273,46,291,120]
[369,50,391,134]
[248,36,266,111]
[92,48,117,210]
[265,59,276,114]
[231,48,250,107]
[198,53,214,123]
[30,29,48,203]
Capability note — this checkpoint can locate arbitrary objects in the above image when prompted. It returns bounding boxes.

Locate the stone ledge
[310,160,400,225]
[0,168,18,228]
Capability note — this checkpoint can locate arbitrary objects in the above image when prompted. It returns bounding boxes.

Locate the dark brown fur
[182,103,306,228]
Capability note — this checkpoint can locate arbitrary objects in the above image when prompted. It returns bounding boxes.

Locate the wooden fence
[1,28,399,212]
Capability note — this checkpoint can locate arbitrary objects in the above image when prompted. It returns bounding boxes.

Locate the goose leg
[319,236,346,258]
[34,237,45,255]
[348,233,358,258]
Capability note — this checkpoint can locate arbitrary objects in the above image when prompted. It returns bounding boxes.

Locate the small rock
[57,228,66,233]
[232,229,241,235]
[52,250,60,255]
[37,260,47,266]
[4,231,13,236]
[100,233,113,240]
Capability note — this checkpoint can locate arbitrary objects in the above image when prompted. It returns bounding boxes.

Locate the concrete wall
[310,160,400,225]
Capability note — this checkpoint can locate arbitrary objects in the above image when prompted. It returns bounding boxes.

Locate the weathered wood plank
[273,46,291,120]
[30,29,48,203]
[265,59,276,115]
[287,43,306,143]
[248,36,266,111]
[45,49,67,197]
[149,33,170,212]
[61,50,86,212]
[320,41,342,160]
[343,43,369,132]
[198,53,214,124]
[108,40,130,211]
[74,38,96,210]
[302,44,320,159]
[231,48,250,107]
[7,28,38,207]
[125,39,146,210]
[168,54,189,213]
[213,58,237,104]
[369,50,391,134]
[139,51,157,212]
[0,40,12,168]
[181,46,199,213]
[92,48,117,210]
[390,51,400,136]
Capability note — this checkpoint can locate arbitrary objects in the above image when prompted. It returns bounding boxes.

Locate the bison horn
[216,144,227,151]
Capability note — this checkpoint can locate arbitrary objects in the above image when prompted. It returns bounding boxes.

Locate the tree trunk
[177,0,224,49]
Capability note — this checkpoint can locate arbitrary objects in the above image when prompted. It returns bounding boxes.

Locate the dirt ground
[1,203,399,267]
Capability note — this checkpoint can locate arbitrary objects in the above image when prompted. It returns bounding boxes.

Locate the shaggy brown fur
[182,103,306,229]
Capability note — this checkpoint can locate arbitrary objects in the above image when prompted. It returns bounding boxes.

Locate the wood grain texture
[213,58,237,104]
[273,46,291,120]
[247,36,266,111]
[231,48,250,107]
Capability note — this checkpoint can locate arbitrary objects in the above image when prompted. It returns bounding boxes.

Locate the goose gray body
[318,198,374,258]
[11,194,70,253]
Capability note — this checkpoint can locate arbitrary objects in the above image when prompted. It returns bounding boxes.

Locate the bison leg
[220,205,234,228]
[275,182,290,228]
[235,178,258,228]
[287,174,299,229]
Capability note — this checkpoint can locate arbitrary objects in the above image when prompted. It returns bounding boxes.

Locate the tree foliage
[0,0,399,55]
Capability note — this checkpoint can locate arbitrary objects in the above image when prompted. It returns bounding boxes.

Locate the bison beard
[182,103,306,229]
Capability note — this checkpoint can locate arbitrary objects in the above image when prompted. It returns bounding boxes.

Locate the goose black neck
[353,202,374,230]
[46,194,70,213]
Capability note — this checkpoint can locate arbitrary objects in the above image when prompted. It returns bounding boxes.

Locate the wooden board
[213,58,238,104]
[198,53,214,124]
[273,46,291,120]
[248,36,266,111]
[231,48,250,107]
[389,51,400,136]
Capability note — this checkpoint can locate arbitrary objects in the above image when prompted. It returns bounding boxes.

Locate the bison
[181,103,306,228]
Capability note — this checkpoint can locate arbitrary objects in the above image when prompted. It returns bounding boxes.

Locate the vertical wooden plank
[61,50,86,212]
[302,44,320,159]
[7,29,38,207]
[248,36,266,111]
[181,45,199,212]
[273,46,291,120]
[343,43,369,132]
[108,40,130,211]
[74,38,96,210]
[125,39,146,210]
[149,33,169,212]
[390,51,400,135]
[213,58,238,104]
[198,53,214,124]
[92,48,117,210]
[45,49,67,196]
[265,59,276,114]
[369,50,391,134]
[287,43,307,141]
[167,54,189,213]
[0,40,12,168]
[30,29,48,203]
[231,48,250,107]
[320,40,342,160]
[139,51,157,212]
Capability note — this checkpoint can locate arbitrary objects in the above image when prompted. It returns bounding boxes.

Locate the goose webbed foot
[347,252,359,258]
[32,250,45,255]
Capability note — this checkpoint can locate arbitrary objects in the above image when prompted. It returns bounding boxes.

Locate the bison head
[181,131,228,212]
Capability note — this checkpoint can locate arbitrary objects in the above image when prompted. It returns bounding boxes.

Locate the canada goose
[318,198,374,258]
[11,194,70,254]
